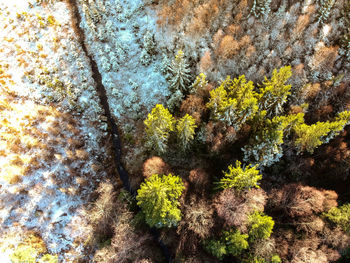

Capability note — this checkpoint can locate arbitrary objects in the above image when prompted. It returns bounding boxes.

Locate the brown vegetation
[269,184,337,218]
[214,188,267,231]
[142,156,170,178]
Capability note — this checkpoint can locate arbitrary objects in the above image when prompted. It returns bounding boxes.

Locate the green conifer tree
[144,104,175,154]
[176,114,197,150]
[216,161,262,191]
[136,173,184,228]
[258,66,292,118]
[207,75,258,130]
[205,239,227,260]
[248,211,274,241]
[205,229,249,259]
[243,112,305,167]
[242,111,285,167]
[324,203,350,233]
[191,73,208,93]
[294,110,350,153]
[222,229,249,256]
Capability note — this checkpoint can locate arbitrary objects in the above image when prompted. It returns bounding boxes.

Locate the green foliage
[205,229,248,259]
[216,160,262,191]
[274,113,305,137]
[10,246,58,263]
[271,255,282,263]
[243,256,267,263]
[191,73,208,93]
[242,111,285,167]
[248,212,274,241]
[38,254,58,263]
[10,246,37,263]
[136,173,184,228]
[204,239,227,260]
[324,203,350,233]
[222,229,249,256]
[176,114,197,149]
[258,66,292,118]
[144,104,175,154]
[207,75,258,130]
[317,0,335,24]
[294,111,350,153]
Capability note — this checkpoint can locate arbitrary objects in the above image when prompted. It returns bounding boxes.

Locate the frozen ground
[0,0,110,261]
[77,0,169,121]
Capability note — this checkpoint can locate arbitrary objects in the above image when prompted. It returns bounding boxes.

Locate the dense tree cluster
[135,64,350,262]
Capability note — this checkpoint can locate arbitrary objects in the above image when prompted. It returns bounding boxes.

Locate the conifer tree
[243,112,305,167]
[136,173,184,228]
[207,75,258,130]
[242,111,285,167]
[248,211,274,241]
[176,114,197,150]
[205,229,249,259]
[317,0,335,24]
[144,104,175,154]
[168,50,191,93]
[294,110,350,153]
[216,161,262,191]
[167,50,191,111]
[258,66,292,118]
[250,0,272,18]
[191,73,208,93]
[223,229,249,256]
[324,203,350,233]
[205,239,227,260]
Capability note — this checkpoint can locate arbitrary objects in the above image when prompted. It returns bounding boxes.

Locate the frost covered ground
[77,0,169,121]
[0,0,111,261]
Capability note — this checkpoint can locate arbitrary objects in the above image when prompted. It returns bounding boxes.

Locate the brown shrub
[320,246,341,262]
[269,184,338,218]
[246,45,256,58]
[214,188,267,231]
[322,226,350,250]
[310,44,339,72]
[301,82,321,99]
[214,189,247,229]
[93,206,156,263]
[251,238,276,260]
[227,24,242,37]
[212,28,225,49]
[179,197,214,239]
[157,0,193,26]
[293,14,311,39]
[291,247,328,263]
[217,35,240,59]
[142,156,170,178]
[88,182,117,243]
[180,95,206,124]
[187,2,219,35]
[296,215,325,234]
[204,121,236,153]
[199,50,213,72]
[290,105,304,114]
[239,35,251,47]
[188,168,210,193]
